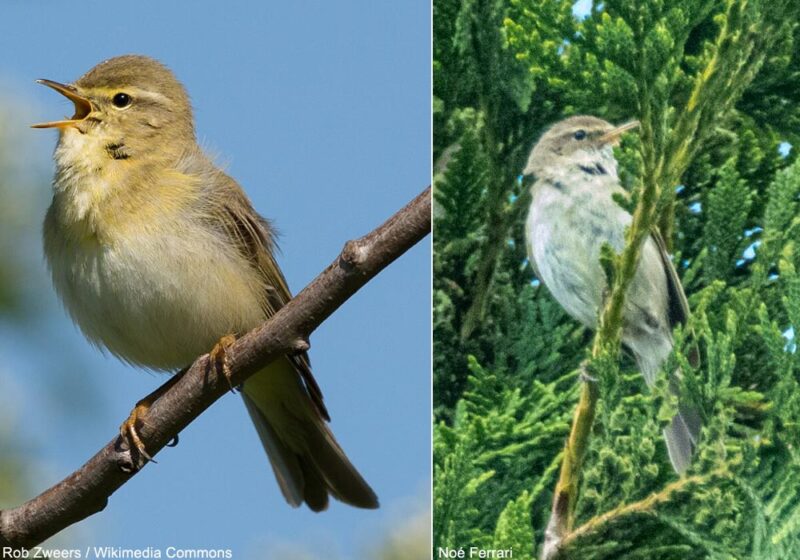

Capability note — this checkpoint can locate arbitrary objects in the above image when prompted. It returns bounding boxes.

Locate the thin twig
[551,470,718,559]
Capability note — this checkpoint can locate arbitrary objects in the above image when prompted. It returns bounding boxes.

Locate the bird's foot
[578,360,598,383]
[118,366,187,469]
[210,334,238,393]
[120,397,157,465]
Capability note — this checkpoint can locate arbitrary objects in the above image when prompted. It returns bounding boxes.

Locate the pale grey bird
[523,115,700,474]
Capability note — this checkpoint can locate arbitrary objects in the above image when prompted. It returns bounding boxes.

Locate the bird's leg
[210,334,238,393]
[578,359,598,383]
[120,366,187,464]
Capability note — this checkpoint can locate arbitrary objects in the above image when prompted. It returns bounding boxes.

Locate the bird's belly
[47,226,265,370]
[527,184,671,345]
[526,187,627,329]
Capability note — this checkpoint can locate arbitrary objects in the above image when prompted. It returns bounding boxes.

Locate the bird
[522,115,700,474]
[33,54,379,511]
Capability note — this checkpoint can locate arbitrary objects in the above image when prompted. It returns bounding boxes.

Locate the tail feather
[663,406,701,475]
[301,412,379,508]
[242,360,379,511]
[242,393,305,506]
[298,460,330,512]
[634,349,701,474]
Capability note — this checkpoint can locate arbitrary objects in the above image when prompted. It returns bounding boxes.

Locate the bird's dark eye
[574,129,587,140]
[112,93,132,108]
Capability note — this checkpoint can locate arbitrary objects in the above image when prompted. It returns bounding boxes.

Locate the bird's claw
[117,367,188,470]
[120,400,155,464]
[211,334,238,393]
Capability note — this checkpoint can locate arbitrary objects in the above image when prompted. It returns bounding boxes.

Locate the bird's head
[33,55,194,163]
[523,115,638,179]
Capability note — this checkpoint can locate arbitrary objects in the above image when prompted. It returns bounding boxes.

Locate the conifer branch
[552,470,722,559]
[542,119,662,557]
[438,0,800,557]
[540,3,800,555]
[658,0,793,241]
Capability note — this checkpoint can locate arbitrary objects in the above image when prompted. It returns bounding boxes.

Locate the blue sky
[573,0,593,18]
[0,2,430,557]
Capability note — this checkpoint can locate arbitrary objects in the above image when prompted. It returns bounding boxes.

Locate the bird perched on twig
[523,115,700,474]
[33,54,378,511]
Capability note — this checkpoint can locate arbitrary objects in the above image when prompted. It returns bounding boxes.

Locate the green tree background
[0,104,41,507]
[0,101,91,548]
[433,1,800,558]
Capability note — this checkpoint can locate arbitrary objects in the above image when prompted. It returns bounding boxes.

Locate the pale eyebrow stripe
[127,88,172,105]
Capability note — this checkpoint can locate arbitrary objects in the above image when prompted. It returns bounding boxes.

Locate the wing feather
[211,177,329,420]
[650,229,689,329]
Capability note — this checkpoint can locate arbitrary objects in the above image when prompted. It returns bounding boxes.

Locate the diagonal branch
[542,113,663,560]
[0,186,431,549]
[550,470,719,560]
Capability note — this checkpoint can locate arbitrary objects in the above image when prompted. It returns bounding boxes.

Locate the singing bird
[523,115,700,474]
[34,54,378,511]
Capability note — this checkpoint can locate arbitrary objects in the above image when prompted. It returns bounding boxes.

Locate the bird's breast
[44,191,267,370]
[525,176,672,345]
[526,179,629,328]
[51,129,120,236]
[50,127,184,241]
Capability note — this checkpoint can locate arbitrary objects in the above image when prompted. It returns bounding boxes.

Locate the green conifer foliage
[434,1,800,558]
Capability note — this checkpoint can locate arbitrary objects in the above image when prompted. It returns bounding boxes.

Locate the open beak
[31,79,93,129]
[598,120,640,145]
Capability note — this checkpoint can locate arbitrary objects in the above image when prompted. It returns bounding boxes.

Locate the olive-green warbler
[523,115,700,474]
[34,54,378,511]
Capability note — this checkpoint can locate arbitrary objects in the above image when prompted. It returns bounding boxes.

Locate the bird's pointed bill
[32,79,93,129]
[598,120,640,144]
